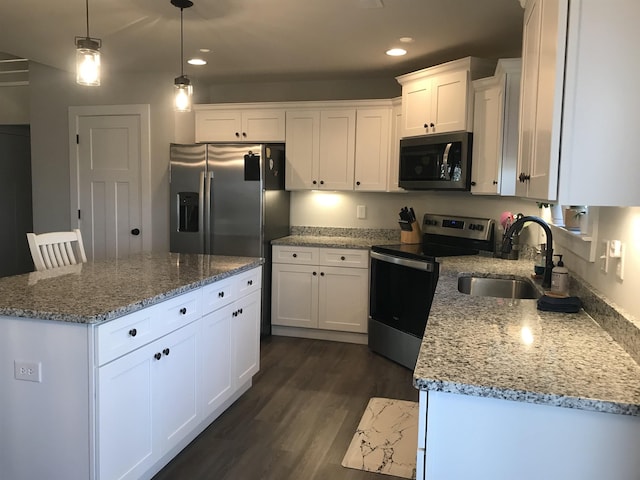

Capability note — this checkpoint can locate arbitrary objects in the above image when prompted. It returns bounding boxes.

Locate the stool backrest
[26,229,87,271]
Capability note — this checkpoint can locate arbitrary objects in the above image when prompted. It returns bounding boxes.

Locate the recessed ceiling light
[199,48,211,53]
[188,58,207,65]
[386,48,407,57]
[399,37,414,43]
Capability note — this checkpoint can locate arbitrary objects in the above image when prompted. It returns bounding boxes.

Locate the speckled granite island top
[0,252,262,324]
[414,255,640,416]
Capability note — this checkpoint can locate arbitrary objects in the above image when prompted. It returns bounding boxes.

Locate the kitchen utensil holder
[400,221,422,244]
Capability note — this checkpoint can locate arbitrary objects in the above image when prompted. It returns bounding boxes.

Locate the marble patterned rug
[341,397,418,479]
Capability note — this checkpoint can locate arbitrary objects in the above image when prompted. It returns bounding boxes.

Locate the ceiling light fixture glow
[386,48,407,57]
[75,0,101,86]
[188,58,207,65]
[172,0,194,112]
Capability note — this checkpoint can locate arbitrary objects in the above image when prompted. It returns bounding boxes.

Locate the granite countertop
[272,234,398,249]
[414,255,640,416]
[0,252,262,324]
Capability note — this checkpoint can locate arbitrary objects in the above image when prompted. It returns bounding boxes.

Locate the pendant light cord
[180,8,184,77]
[85,0,90,38]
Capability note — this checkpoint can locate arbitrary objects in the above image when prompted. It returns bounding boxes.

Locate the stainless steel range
[368,213,495,369]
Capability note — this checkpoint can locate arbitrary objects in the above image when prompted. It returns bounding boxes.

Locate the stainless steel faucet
[502,215,554,289]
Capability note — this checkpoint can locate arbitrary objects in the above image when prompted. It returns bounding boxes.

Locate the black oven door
[369,251,439,338]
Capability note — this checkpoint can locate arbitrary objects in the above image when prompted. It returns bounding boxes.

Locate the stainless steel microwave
[399,132,472,190]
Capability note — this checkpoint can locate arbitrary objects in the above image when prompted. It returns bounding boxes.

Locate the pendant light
[75,0,101,86]
[172,0,194,112]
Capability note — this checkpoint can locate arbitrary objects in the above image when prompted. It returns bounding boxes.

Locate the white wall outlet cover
[14,360,42,382]
[609,240,622,258]
[356,205,366,219]
[600,240,609,273]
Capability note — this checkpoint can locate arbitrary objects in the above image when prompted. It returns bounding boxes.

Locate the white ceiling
[0,0,524,84]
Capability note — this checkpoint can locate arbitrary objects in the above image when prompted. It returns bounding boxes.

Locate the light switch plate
[600,240,609,273]
[356,205,366,219]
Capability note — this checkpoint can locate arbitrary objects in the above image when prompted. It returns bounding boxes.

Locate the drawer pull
[179,307,187,315]
[340,256,346,261]
[163,348,170,356]
[292,253,297,258]
[320,272,325,276]
[154,352,162,361]
[247,279,253,286]
[128,328,137,337]
[239,308,243,315]
[232,310,237,317]
[218,291,225,298]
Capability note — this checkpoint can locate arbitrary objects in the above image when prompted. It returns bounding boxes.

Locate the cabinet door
[431,69,469,134]
[517,0,566,200]
[318,109,356,190]
[200,305,233,418]
[152,321,200,454]
[402,77,432,137]
[271,262,318,328]
[318,266,368,333]
[241,110,285,142]
[354,108,391,191]
[98,342,156,480]
[232,290,261,386]
[285,110,320,189]
[387,100,403,191]
[195,110,243,142]
[471,82,503,195]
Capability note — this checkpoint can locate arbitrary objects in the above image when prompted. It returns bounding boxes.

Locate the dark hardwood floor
[153,335,418,480]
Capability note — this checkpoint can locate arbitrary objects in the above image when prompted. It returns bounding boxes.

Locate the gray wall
[0,85,30,125]
[28,62,175,251]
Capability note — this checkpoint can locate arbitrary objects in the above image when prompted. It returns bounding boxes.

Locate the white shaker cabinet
[98,320,200,480]
[272,246,369,336]
[285,108,356,190]
[397,57,495,138]
[515,0,566,200]
[471,59,521,196]
[354,107,391,192]
[284,100,392,191]
[195,105,285,142]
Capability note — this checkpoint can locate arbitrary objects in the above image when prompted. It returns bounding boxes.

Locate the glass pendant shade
[174,75,193,112]
[76,38,101,86]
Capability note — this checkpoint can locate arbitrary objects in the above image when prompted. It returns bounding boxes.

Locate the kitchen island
[0,252,263,480]
[414,255,640,480]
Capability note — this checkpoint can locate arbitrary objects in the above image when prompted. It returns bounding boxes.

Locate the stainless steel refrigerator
[169,143,290,335]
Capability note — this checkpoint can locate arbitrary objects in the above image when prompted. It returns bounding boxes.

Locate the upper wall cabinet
[517,0,640,205]
[396,57,496,138]
[195,104,285,142]
[471,59,521,196]
[284,100,392,192]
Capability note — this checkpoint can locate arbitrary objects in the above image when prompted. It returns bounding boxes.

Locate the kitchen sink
[457,275,540,299]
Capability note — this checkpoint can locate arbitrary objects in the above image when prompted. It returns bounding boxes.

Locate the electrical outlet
[600,240,609,273]
[356,205,366,219]
[616,243,625,281]
[14,360,42,382]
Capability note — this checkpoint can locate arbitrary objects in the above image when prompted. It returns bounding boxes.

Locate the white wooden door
[471,81,503,195]
[431,69,468,134]
[232,290,261,386]
[318,266,368,333]
[70,105,151,261]
[200,305,233,417]
[354,108,391,192]
[318,109,356,190]
[402,77,432,137]
[285,110,320,189]
[271,262,318,328]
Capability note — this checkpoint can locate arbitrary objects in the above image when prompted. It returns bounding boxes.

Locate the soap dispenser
[550,254,569,296]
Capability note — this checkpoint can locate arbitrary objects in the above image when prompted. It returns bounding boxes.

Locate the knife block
[400,221,422,244]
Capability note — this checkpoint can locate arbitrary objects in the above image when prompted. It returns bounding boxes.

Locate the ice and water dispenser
[177,192,199,232]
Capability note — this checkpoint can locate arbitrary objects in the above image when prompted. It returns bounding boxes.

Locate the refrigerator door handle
[203,171,213,254]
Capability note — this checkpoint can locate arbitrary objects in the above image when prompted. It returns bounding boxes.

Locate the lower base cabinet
[418,390,640,480]
[0,266,262,480]
[271,246,369,334]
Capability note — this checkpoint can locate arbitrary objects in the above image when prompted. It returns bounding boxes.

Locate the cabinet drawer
[201,276,236,315]
[319,248,369,268]
[236,266,262,298]
[272,245,319,265]
[96,306,157,366]
[96,290,200,366]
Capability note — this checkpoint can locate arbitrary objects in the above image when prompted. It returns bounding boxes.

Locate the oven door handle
[370,251,435,272]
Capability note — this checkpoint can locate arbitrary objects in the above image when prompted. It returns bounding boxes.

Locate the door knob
[131,228,140,236]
